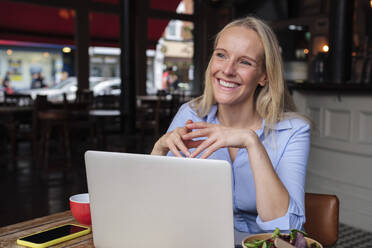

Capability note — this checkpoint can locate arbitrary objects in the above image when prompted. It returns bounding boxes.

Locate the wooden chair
[136,92,168,139]
[33,95,53,160]
[75,90,94,106]
[37,109,71,171]
[34,95,71,172]
[93,94,120,109]
[304,192,339,247]
[2,94,34,165]
[170,92,185,117]
[66,90,96,142]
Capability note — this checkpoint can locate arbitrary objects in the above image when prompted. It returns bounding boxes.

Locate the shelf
[287,81,372,94]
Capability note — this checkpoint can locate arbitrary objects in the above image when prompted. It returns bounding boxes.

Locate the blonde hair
[190,16,297,132]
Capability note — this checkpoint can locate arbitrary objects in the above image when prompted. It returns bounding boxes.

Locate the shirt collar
[272,118,292,130]
[257,119,293,140]
[206,104,218,123]
[206,104,292,131]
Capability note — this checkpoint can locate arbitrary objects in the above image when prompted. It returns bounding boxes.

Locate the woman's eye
[240,60,252,66]
[216,52,226,59]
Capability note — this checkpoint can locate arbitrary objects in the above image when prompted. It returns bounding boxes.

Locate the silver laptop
[85,151,234,248]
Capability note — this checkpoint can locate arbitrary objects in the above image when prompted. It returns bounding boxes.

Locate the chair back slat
[93,95,120,109]
[304,192,339,247]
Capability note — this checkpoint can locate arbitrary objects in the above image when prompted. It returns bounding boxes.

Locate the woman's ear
[258,74,267,87]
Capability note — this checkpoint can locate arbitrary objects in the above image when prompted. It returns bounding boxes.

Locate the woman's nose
[223,60,236,76]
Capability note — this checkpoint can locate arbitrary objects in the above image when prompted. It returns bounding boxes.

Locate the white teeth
[219,79,238,88]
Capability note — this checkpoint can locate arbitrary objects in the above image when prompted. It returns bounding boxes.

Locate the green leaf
[262,241,267,248]
[253,240,265,245]
[272,228,281,239]
[244,239,267,248]
[290,229,308,238]
[289,229,309,243]
[243,242,260,248]
[297,229,308,237]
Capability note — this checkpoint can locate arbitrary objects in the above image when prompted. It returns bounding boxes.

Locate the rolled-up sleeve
[256,120,311,232]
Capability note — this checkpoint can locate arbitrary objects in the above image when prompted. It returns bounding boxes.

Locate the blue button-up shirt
[166,103,311,234]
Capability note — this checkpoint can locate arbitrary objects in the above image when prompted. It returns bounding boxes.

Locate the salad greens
[243,228,321,248]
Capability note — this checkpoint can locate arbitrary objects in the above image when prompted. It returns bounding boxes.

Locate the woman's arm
[150,102,202,157]
[151,120,198,157]
[183,121,310,223]
[245,133,289,222]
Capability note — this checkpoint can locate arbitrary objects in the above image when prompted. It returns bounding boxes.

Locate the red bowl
[69,193,91,226]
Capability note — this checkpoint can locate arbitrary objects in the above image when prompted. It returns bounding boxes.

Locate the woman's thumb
[184,119,193,132]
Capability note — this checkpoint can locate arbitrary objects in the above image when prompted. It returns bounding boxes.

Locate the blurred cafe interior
[0,0,372,246]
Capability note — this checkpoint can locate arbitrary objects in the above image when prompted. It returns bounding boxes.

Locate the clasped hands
[152,119,259,158]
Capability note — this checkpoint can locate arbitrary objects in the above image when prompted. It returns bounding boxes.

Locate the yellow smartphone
[17,223,91,248]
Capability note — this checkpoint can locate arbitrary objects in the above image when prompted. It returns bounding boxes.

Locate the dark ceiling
[0,0,181,47]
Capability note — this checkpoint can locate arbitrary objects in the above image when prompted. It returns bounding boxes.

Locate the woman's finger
[185,119,193,125]
[185,122,211,130]
[174,135,191,157]
[185,139,204,148]
[190,137,216,158]
[200,141,221,159]
[184,119,194,133]
[183,128,211,140]
[168,141,183,157]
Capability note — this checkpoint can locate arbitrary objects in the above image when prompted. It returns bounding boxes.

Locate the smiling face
[210,26,267,108]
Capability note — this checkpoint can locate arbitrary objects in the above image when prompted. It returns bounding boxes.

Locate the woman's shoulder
[275,114,311,131]
[177,101,217,121]
[168,101,207,131]
[173,101,203,123]
[177,101,198,115]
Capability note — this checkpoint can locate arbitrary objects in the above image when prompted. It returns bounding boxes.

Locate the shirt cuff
[256,211,290,231]
[256,197,305,232]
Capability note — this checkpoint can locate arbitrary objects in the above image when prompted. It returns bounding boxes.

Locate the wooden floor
[0,133,156,228]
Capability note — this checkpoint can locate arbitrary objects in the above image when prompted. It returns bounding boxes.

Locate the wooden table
[0,211,94,247]
[89,109,121,149]
[136,95,172,107]
[88,109,120,117]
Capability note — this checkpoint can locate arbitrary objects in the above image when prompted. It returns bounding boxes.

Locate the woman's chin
[215,96,237,106]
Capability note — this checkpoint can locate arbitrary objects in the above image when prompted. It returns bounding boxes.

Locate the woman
[151,16,310,243]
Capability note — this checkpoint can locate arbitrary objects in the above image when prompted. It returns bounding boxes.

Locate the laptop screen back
[85,151,234,248]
